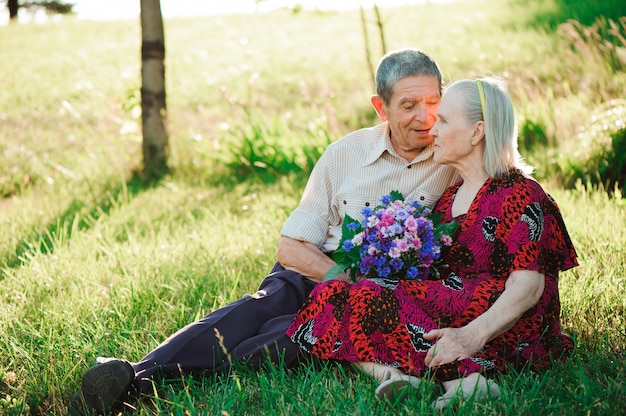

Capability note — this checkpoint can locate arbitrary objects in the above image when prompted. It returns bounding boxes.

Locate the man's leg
[72,263,315,414]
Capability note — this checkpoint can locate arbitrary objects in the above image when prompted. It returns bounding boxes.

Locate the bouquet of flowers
[324,191,459,282]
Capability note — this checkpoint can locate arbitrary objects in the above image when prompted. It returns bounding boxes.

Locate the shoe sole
[68,390,89,416]
[81,360,134,413]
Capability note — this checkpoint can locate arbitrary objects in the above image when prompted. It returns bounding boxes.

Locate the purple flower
[332,191,457,282]
[394,208,410,221]
[379,264,391,278]
[380,194,393,205]
[347,222,360,231]
[390,258,404,271]
[407,266,420,279]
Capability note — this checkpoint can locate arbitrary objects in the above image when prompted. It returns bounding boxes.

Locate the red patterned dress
[286,170,578,381]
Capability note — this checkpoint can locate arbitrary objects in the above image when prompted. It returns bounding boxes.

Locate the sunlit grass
[0,0,625,414]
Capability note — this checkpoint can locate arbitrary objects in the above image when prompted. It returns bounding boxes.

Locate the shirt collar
[363,123,435,166]
[363,123,392,167]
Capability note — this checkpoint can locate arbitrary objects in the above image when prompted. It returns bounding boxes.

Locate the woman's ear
[471,121,486,146]
[371,95,387,121]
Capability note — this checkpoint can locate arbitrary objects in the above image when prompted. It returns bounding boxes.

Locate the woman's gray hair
[375,48,443,106]
[446,77,532,177]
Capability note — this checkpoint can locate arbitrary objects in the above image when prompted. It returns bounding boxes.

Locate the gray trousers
[132,262,316,392]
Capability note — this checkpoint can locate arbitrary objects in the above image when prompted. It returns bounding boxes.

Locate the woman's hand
[423,327,486,367]
[423,270,545,368]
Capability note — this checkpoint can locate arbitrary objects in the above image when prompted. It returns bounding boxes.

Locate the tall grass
[0,0,625,414]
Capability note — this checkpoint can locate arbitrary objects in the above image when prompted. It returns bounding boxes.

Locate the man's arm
[277,236,345,283]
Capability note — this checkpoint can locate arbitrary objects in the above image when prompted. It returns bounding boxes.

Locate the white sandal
[375,375,422,400]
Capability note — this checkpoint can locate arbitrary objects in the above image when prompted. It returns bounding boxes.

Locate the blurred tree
[140,0,169,180]
[5,0,74,20]
[360,3,387,86]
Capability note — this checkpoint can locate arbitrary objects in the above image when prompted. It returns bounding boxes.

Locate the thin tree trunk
[373,3,387,56]
[360,6,376,87]
[8,0,19,20]
[140,0,169,180]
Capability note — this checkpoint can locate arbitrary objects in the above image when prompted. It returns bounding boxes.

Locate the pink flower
[365,215,379,228]
[394,238,409,252]
[441,234,453,246]
[352,232,364,245]
[404,216,418,232]
[379,213,395,227]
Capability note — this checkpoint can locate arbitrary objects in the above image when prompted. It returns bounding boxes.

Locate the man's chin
[413,135,434,147]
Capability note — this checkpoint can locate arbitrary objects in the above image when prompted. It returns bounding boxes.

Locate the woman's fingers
[423,329,442,340]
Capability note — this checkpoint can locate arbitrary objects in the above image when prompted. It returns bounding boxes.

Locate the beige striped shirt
[280,122,461,253]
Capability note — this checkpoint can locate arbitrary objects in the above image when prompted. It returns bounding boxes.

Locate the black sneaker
[67,389,90,416]
[80,359,136,414]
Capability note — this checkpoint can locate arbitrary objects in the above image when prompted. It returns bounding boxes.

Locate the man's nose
[412,103,428,122]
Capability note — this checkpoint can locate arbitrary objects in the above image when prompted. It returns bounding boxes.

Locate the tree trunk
[8,0,19,20]
[140,0,169,180]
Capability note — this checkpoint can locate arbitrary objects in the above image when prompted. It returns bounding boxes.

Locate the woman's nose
[430,122,438,136]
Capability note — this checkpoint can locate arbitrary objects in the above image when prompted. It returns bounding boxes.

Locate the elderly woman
[286,77,578,408]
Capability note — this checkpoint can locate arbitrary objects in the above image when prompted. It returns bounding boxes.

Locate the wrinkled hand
[423,327,485,368]
[334,271,353,283]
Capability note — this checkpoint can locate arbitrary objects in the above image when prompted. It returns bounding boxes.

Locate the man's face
[372,75,441,160]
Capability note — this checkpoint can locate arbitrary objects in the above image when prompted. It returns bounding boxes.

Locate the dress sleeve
[493,177,578,278]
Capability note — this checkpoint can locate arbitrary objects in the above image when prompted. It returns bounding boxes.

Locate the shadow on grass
[4,171,147,270]
[3,162,309,273]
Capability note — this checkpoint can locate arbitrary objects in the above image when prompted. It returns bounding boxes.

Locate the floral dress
[286,170,578,381]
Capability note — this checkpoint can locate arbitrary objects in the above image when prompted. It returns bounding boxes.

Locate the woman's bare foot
[433,373,500,409]
[353,361,404,382]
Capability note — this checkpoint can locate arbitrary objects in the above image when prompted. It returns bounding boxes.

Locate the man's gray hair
[375,48,443,106]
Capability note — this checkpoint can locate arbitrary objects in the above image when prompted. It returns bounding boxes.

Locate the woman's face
[430,88,477,167]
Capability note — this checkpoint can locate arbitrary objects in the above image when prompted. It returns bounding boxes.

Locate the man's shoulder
[329,123,386,149]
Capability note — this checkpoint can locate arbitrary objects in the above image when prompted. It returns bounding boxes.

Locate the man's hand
[277,237,338,283]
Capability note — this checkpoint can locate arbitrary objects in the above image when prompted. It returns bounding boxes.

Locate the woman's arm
[424,270,545,367]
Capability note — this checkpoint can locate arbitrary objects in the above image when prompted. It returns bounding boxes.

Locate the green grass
[0,0,625,414]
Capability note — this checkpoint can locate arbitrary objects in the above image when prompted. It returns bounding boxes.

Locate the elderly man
[70,47,459,415]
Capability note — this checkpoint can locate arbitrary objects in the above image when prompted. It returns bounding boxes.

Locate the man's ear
[371,95,387,121]
[471,121,486,146]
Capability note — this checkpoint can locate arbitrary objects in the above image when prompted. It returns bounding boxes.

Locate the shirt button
[343,200,347,204]
[407,165,412,169]
[365,202,370,207]
[420,196,425,201]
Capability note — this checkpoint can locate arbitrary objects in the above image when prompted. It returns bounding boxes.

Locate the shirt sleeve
[280,146,341,248]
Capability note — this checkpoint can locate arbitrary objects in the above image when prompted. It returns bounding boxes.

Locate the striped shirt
[280,122,461,253]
